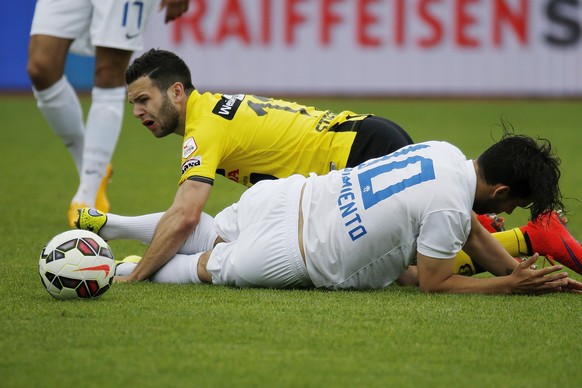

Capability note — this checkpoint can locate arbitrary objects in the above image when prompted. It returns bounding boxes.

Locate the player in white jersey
[27,0,189,227]
[302,142,474,289]
[95,133,581,294]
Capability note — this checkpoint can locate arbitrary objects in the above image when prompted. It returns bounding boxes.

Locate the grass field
[1,95,581,387]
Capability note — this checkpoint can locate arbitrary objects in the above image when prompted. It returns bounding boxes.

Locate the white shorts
[206,175,313,289]
[30,0,158,56]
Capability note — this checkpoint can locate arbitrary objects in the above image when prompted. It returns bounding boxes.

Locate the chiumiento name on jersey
[337,144,435,241]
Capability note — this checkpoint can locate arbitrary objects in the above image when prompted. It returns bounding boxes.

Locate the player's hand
[561,277,582,293]
[509,254,571,294]
[160,0,189,23]
[114,275,134,283]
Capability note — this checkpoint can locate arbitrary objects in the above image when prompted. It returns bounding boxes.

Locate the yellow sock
[453,250,477,276]
[492,227,530,256]
[453,227,530,276]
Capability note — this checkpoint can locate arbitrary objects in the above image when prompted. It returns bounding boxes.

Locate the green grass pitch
[1,95,581,387]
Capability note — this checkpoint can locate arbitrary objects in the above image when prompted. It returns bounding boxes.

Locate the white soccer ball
[39,230,115,300]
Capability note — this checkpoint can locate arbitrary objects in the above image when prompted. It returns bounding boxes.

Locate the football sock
[115,253,204,283]
[494,228,530,256]
[115,262,138,277]
[101,212,163,243]
[102,212,218,253]
[453,250,478,276]
[150,253,203,284]
[453,228,529,276]
[72,86,125,206]
[33,76,85,175]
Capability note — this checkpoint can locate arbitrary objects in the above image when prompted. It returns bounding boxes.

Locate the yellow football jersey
[179,91,368,187]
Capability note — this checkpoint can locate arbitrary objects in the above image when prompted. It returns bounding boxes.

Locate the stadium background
[2,0,581,96]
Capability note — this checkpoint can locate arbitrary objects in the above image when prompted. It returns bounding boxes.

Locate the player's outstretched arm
[416,252,575,295]
[115,180,212,283]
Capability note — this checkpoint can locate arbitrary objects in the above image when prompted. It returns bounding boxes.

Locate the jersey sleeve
[416,210,472,259]
[178,123,224,186]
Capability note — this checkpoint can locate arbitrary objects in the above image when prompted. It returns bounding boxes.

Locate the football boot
[95,164,113,213]
[67,164,112,227]
[520,211,582,276]
[476,213,506,233]
[68,202,89,228]
[75,207,108,236]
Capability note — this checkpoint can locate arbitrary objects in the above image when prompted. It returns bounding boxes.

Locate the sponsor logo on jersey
[182,137,197,158]
[181,156,202,174]
[314,111,337,132]
[337,168,368,241]
[227,169,239,183]
[212,94,245,120]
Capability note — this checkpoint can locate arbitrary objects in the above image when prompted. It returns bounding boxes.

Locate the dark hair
[476,128,563,220]
[125,48,195,92]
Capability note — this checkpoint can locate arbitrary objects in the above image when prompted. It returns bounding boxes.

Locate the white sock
[101,212,164,244]
[150,253,203,284]
[115,262,138,277]
[115,253,203,283]
[33,76,84,175]
[72,86,125,205]
[102,212,218,253]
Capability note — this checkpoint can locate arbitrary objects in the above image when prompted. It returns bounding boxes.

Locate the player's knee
[93,63,126,88]
[94,50,132,88]
[27,59,57,89]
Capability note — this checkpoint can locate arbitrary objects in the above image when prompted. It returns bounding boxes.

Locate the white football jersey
[302,141,476,289]
[30,0,157,56]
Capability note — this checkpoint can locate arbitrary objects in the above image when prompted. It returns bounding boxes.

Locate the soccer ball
[39,229,115,300]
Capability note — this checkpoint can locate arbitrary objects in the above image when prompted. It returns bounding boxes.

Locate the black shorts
[345,116,413,167]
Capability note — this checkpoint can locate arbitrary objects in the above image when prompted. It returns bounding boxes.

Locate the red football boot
[520,211,582,276]
[476,213,506,233]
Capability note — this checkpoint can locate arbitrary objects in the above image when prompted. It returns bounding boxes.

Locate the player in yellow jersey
[178,93,399,187]
[83,48,580,283]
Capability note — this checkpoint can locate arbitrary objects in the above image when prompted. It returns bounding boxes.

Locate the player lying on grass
[76,133,582,294]
[119,48,578,279]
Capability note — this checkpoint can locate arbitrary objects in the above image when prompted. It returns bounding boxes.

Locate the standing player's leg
[68,47,131,224]
[28,35,86,187]
[28,0,98,225]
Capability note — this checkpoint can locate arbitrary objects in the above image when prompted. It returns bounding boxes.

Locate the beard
[156,95,180,137]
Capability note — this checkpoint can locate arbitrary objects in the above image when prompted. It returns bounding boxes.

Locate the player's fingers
[113,275,130,283]
[566,278,582,291]
[531,264,565,277]
[526,281,566,295]
[518,253,538,269]
[531,274,570,292]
